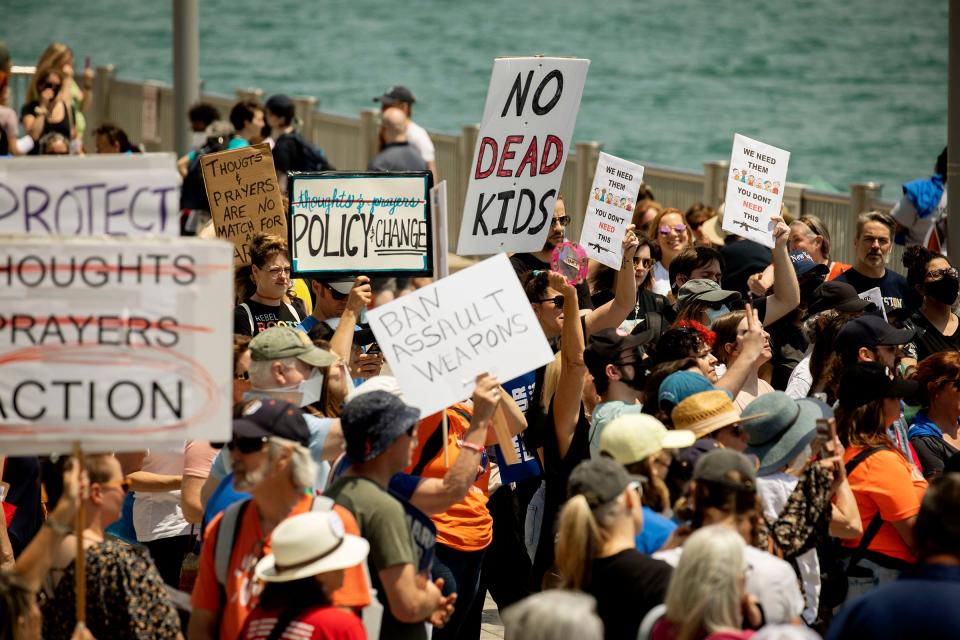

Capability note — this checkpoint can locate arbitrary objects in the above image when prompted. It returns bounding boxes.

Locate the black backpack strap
[843,446,888,568]
[844,446,886,477]
[411,414,448,477]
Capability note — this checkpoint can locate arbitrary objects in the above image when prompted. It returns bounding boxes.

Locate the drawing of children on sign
[601,188,607,202]
[732,168,740,182]
[593,187,601,201]
[626,199,633,212]
[740,171,748,183]
[773,181,780,195]
[764,180,772,192]
[606,193,613,204]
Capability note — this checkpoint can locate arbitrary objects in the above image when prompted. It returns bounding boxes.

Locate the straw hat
[671,390,751,439]
[255,511,369,583]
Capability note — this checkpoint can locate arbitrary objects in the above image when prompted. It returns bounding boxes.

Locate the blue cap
[658,371,715,412]
[789,251,829,279]
[341,391,421,462]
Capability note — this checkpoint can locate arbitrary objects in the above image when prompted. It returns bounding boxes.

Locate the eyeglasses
[633,257,655,269]
[927,267,958,280]
[227,436,269,454]
[659,223,687,236]
[235,371,250,381]
[536,294,564,307]
[325,285,350,301]
[43,81,62,92]
[265,266,292,278]
[551,215,571,227]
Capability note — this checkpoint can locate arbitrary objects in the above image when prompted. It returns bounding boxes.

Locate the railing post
[702,161,729,209]
[574,141,601,238]
[292,96,318,141]
[358,109,380,170]
[91,65,115,134]
[848,181,883,245]
[782,182,805,220]
[459,124,480,206]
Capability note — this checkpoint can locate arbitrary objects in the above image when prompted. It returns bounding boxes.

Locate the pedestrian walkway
[479,592,505,639]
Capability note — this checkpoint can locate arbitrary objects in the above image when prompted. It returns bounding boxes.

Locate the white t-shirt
[132,446,191,543]
[757,473,820,624]
[784,352,813,400]
[405,120,435,163]
[655,539,803,624]
[651,261,671,297]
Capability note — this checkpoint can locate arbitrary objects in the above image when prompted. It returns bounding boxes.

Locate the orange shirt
[842,446,927,563]
[406,404,493,551]
[827,261,851,281]
[191,495,369,640]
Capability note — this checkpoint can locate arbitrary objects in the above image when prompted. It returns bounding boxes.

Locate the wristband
[45,518,72,536]
[457,439,486,455]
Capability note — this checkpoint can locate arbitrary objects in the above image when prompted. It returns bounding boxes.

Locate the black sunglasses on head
[227,436,269,454]
[536,294,564,307]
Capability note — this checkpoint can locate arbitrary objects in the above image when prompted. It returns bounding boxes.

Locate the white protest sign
[859,287,888,322]
[367,253,553,417]
[430,180,449,279]
[457,57,590,256]
[721,134,790,248]
[0,235,233,455]
[579,152,644,268]
[0,153,180,236]
[289,172,433,278]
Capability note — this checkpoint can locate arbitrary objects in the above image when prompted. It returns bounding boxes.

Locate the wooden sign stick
[441,410,450,467]
[73,442,86,625]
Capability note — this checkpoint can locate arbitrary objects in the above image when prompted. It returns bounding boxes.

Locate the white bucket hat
[254,511,370,583]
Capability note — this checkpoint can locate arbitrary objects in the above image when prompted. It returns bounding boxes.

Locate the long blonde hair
[664,525,745,640]
[29,42,73,103]
[555,494,622,590]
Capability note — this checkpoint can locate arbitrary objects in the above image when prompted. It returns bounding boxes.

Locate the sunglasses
[325,285,350,301]
[633,257,655,269]
[536,294,564,307]
[227,436,269,454]
[43,81,62,92]
[927,267,958,280]
[659,223,687,236]
[551,215,571,227]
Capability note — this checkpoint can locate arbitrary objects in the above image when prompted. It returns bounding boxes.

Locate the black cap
[838,361,920,410]
[567,457,637,509]
[373,85,416,105]
[835,314,915,349]
[233,399,310,447]
[808,281,876,315]
[584,328,646,369]
[265,94,294,116]
[341,391,420,462]
[693,449,757,489]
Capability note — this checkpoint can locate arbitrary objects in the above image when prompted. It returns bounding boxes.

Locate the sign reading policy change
[457,57,589,256]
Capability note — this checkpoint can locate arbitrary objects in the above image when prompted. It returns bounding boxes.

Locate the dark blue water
[6,0,948,197]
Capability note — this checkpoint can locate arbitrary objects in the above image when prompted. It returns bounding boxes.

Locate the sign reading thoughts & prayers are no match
[0,153,179,236]
[289,172,433,279]
[579,152,644,269]
[0,235,234,455]
[457,57,590,256]
[366,253,553,417]
[721,134,790,248]
[201,143,285,265]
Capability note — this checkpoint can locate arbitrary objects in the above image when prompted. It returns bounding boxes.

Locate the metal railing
[9,65,899,268]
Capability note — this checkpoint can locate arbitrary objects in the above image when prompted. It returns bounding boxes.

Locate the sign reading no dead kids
[289,172,433,278]
[580,152,644,268]
[722,134,790,248]
[457,57,590,255]
[367,254,553,417]
[0,235,233,455]
[201,143,285,265]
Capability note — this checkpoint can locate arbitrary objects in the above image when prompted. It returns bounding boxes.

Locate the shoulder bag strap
[411,414,448,477]
[240,303,255,334]
[214,499,250,586]
[843,446,888,567]
[284,301,301,323]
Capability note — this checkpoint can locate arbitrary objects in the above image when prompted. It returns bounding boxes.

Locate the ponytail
[556,493,622,590]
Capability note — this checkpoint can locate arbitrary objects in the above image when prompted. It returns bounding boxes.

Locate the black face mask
[925,276,960,306]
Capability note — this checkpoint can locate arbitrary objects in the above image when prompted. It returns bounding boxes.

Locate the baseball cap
[834,314,915,350]
[324,280,354,295]
[837,361,920,411]
[788,251,829,279]
[584,328,646,369]
[693,449,757,490]
[567,457,639,510]
[807,281,876,315]
[599,414,695,465]
[204,119,234,139]
[741,392,831,476]
[233,399,310,447]
[676,279,741,311]
[265,94,294,115]
[658,371,715,412]
[374,85,416,105]
[340,390,421,462]
[345,375,405,403]
[250,326,337,368]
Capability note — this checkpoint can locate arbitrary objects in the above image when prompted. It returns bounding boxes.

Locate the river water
[7,0,948,197]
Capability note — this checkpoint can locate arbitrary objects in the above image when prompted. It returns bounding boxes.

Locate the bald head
[381,107,408,143]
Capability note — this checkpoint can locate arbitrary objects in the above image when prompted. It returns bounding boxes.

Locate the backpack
[276,131,335,173]
[180,138,231,211]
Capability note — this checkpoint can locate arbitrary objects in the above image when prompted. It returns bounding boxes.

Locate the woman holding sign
[650,209,693,299]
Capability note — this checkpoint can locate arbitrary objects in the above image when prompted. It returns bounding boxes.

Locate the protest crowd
[2,41,959,640]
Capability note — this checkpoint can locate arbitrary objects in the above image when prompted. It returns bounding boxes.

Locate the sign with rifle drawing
[721,134,790,248]
[579,152,644,269]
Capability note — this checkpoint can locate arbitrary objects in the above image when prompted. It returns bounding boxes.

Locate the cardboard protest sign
[289,172,433,279]
[0,154,179,236]
[430,180,449,279]
[579,152,644,268]
[366,253,553,417]
[721,134,790,248]
[0,235,234,455]
[457,57,590,256]
[201,143,285,265]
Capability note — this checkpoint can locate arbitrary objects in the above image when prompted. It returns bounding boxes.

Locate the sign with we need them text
[721,134,790,248]
[457,57,589,255]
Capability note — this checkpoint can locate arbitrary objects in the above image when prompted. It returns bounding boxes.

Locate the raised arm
[550,271,586,459]
[585,225,640,336]
[760,217,800,326]
[330,275,372,362]
[715,303,765,397]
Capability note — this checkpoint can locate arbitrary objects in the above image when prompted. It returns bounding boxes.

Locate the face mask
[296,368,325,407]
[926,275,960,306]
[705,305,731,324]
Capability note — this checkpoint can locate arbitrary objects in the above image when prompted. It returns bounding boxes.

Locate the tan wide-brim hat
[671,390,761,439]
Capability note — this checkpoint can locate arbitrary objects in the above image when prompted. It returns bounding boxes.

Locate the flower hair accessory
[677,320,716,346]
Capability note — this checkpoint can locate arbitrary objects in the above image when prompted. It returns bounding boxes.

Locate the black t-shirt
[233,298,305,336]
[271,132,303,174]
[587,549,673,640]
[21,100,73,151]
[591,287,668,319]
[510,252,594,310]
[720,239,772,297]
[905,311,960,362]
[835,267,912,313]
[2,457,43,556]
